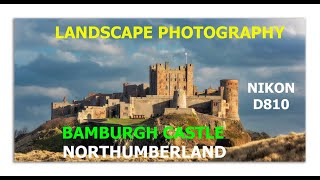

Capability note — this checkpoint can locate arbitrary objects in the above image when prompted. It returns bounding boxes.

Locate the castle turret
[171,89,187,108]
[220,79,240,120]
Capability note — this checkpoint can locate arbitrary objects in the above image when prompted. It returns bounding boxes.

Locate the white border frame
[1,4,318,176]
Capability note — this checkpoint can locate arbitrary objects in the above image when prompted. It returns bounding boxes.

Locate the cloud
[14,19,60,49]
[43,35,123,55]
[56,50,79,63]
[14,50,39,66]
[89,43,186,67]
[180,36,305,68]
[26,105,48,117]
[93,79,128,92]
[89,55,126,67]
[266,18,305,37]
[132,45,186,65]
[253,63,305,78]
[15,85,71,99]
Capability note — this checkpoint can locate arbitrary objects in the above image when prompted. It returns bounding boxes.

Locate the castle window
[175,78,177,81]
[166,86,168,90]
[183,86,186,90]
[174,86,177,90]
[125,107,128,110]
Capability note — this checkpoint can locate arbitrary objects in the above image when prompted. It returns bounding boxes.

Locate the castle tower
[171,89,187,108]
[220,79,240,121]
[149,62,194,96]
[186,64,194,96]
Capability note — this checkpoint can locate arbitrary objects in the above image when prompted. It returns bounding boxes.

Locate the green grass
[102,118,149,126]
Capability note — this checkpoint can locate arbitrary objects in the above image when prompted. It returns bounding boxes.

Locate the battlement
[150,62,193,71]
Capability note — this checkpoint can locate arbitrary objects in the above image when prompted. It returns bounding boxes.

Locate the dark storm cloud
[15,55,148,95]
[178,36,305,68]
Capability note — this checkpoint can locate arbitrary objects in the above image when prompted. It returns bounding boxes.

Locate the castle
[51,62,240,123]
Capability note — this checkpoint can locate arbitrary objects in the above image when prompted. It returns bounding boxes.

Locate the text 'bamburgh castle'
[51,62,240,123]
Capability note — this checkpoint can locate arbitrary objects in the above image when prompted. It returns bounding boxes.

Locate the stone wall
[52,94,226,122]
[131,95,221,118]
[106,99,120,118]
[212,99,229,118]
[123,83,139,97]
[123,83,150,98]
[187,96,221,114]
[138,83,150,97]
[51,102,80,119]
[119,102,133,118]
[131,95,172,118]
[77,106,107,123]
[164,108,196,115]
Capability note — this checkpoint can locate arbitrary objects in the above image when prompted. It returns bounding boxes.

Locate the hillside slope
[15,117,79,153]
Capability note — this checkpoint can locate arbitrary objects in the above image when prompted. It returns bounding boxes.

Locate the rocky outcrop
[196,113,251,146]
[246,130,270,141]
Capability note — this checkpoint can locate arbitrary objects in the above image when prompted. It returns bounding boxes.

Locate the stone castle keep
[51,62,240,123]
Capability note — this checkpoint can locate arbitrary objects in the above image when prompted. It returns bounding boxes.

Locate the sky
[14,18,305,136]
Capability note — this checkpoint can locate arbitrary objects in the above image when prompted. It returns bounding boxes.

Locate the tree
[14,127,29,139]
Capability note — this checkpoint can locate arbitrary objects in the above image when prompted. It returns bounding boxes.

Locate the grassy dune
[14,133,305,162]
[220,132,305,162]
